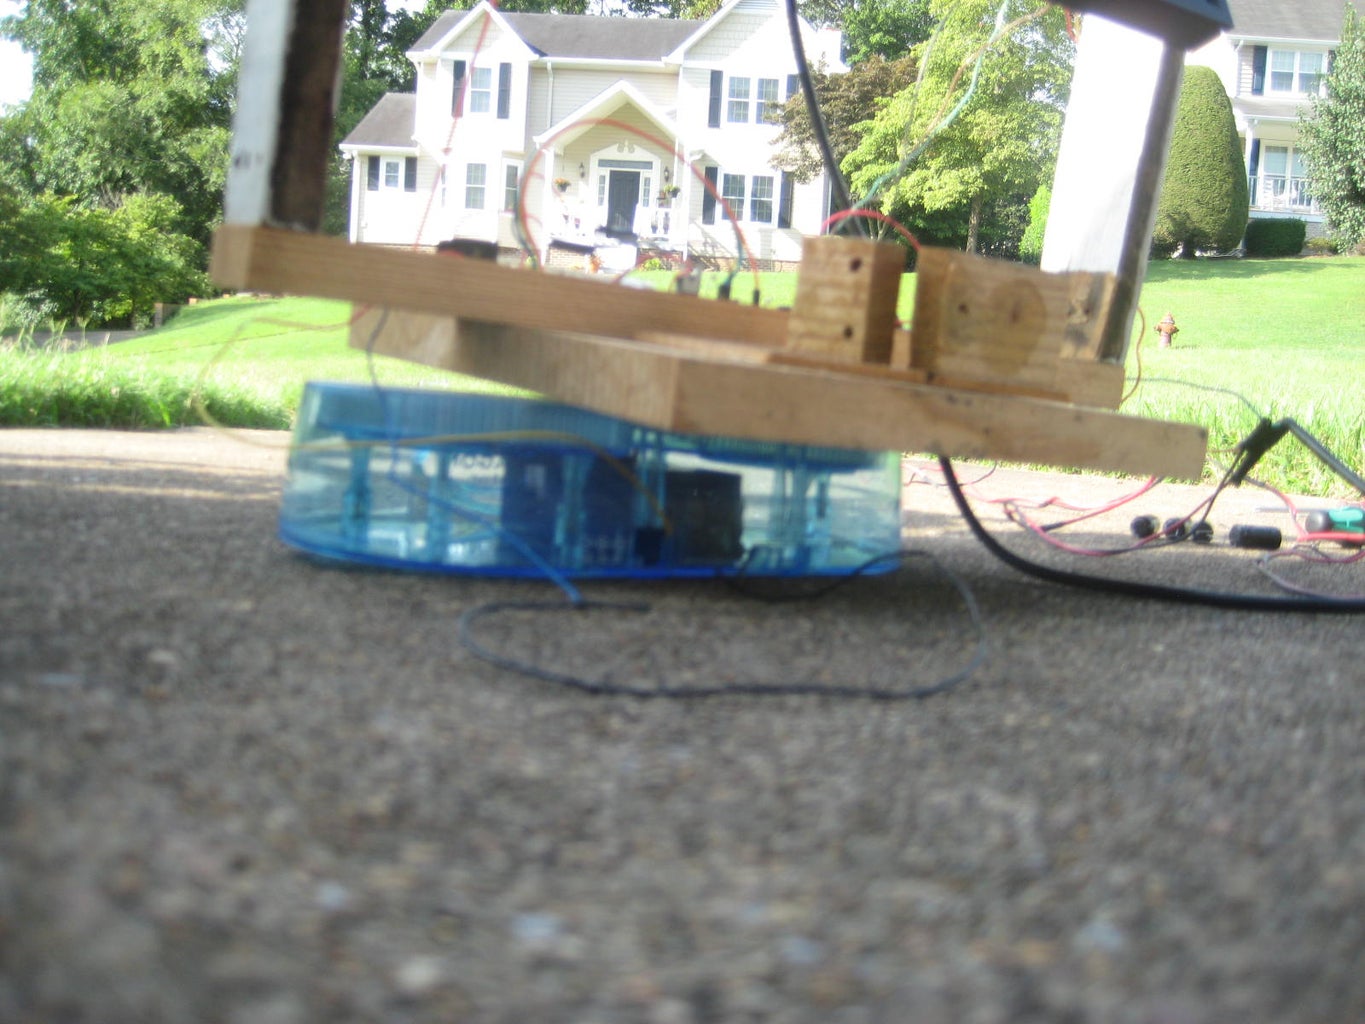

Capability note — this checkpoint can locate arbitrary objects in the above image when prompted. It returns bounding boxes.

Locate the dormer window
[1269,50,1325,95]
[469,66,493,113]
[727,77,751,123]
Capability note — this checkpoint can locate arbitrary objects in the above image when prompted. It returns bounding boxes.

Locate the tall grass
[0,347,293,429]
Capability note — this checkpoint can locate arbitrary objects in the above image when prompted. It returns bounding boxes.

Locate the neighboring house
[340,0,846,268]
[1187,0,1348,232]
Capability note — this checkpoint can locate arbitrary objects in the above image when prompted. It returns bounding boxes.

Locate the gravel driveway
[2,428,1362,1024]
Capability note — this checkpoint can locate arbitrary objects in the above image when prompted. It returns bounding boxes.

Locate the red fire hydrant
[1155,312,1180,349]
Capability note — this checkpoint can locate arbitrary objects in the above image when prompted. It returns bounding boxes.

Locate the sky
[0,0,428,112]
[0,1,31,110]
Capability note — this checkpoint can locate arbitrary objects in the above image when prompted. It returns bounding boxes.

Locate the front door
[606,170,640,238]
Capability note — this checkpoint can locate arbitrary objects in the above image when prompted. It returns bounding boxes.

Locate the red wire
[516,117,760,288]
[820,208,921,251]
[413,7,495,250]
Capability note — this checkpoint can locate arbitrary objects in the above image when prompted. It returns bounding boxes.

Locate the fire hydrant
[1155,313,1180,349]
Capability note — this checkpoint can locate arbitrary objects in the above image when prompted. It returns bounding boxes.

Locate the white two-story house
[1188,0,1348,232]
[340,0,845,268]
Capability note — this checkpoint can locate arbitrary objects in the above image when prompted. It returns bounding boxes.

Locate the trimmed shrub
[1304,235,1339,256]
[1018,183,1050,265]
[1245,218,1307,257]
[1153,66,1250,257]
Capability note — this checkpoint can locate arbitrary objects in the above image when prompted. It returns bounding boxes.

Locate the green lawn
[2,257,1361,494]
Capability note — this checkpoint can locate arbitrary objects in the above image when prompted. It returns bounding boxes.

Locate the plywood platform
[211,225,1208,480]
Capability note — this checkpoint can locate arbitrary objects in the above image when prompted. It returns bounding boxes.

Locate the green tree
[0,0,240,246]
[1152,65,1248,257]
[0,189,207,327]
[843,0,1073,254]
[841,0,932,63]
[771,54,919,184]
[1300,3,1365,251]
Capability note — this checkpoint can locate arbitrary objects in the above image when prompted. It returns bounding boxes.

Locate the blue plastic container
[280,383,902,578]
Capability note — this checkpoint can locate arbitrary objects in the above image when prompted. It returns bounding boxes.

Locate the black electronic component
[1131,514,1160,539]
[1305,507,1365,535]
[1163,517,1189,541]
[1191,521,1215,544]
[1055,0,1233,50]
[1229,525,1282,551]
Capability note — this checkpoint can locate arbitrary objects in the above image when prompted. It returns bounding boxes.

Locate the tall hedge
[1153,65,1250,256]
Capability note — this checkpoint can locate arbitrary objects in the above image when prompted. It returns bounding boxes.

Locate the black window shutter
[708,70,723,128]
[777,172,794,229]
[452,59,467,115]
[367,155,380,190]
[1248,138,1260,176]
[702,166,719,224]
[404,157,417,191]
[1251,45,1267,95]
[497,62,512,119]
[785,74,799,101]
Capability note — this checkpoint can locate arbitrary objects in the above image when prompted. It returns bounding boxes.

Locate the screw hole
[849,258,863,272]
[842,325,855,339]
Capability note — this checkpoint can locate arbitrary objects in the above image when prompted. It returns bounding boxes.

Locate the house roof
[1226,0,1347,42]
[340,93,416,150]
[413,9,702,61]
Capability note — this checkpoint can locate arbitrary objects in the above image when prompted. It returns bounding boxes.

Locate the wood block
[909,248,1071,390]
[786,236,904,364]
[1064,271,1120,361]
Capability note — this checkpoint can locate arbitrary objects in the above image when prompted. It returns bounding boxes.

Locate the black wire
[939,456,1365,613]
[1125,375,1266,419]
[783,0,863,237]
[457,549,989,700]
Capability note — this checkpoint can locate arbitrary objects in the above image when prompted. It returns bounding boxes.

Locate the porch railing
[1249,174,1321,215]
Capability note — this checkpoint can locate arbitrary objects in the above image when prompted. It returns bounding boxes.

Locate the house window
[643,175,652,208]
[466,163,486,209]
[727,77,750,123]
[383,159,401,189]
[1259,145,1313,209]
[750,175,774,223]
[469,66,493,113]
[597,174,607,206]
[1269,50,1325,95]
[755,78,780,124]
[721,173,746,220]
[503,163,520,212]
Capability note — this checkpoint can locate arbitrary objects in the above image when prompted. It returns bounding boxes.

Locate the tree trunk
[966,193,983,254]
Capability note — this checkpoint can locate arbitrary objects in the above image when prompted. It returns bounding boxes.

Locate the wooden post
[224,0,349,231]
[1041,16,1187,363]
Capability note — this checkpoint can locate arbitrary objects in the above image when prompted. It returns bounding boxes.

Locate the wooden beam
[211,225,789,347]
[224,0,348,231]
[1042,16,1186,362]
[352,308,1207,480]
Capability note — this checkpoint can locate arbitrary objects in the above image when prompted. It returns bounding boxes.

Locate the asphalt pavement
[2,427,1362,1024]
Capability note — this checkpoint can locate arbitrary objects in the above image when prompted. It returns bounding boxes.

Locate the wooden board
[211,224,788,348]
[352,307,1207,480]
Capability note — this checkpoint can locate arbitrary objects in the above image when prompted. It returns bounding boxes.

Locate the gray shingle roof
[1227,0,1348,42]
[340,93,416,149]
[413,10,702,60]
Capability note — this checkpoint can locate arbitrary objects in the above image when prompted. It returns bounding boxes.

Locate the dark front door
[606,170,640,238]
